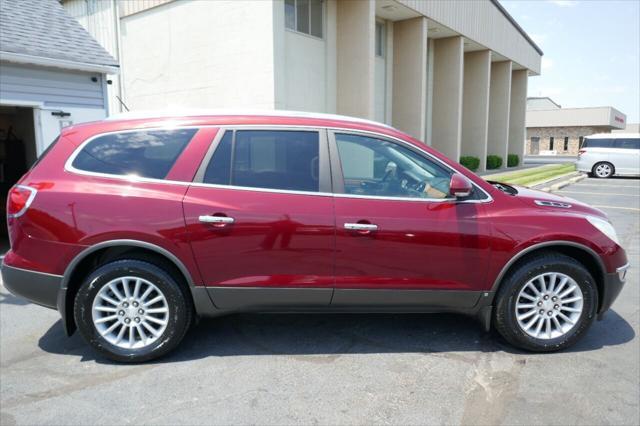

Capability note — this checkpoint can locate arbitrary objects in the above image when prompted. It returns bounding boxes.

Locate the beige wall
[461,50,491,171]
[336,0,375,119]
[526,106,627,128]
[508,69,528,158]
[487,61,512,166]
[431,36,464,161]
[391,17,428,140]
[120,0,277,110]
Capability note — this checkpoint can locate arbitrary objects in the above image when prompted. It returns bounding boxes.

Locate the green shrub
[459,156,480,171]
[486,155,503,170]
[507,154,519,167]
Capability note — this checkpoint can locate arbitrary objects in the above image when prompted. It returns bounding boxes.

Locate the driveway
[1,177,638,425]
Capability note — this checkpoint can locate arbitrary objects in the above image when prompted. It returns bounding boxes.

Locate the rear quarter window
[71,129,197,179]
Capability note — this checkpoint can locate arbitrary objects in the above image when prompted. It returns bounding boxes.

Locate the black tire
[493,252,598,352]
[74,259,193,363]
[592,161,614,178]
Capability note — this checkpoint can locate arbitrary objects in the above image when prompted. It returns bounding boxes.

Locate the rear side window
[72,129,197,179]
[582,138,613,148]
[613,138,640,149]
[202,130,320,192]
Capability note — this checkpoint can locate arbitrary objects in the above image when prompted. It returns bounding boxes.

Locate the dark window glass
[310,0,323,37]
[375,22,385,57]
[285,0,295,30]
[335,133,453,199]
[228,130,319,192]
[549,136,554,150]
[583,138,614,148]
[579,136,584,148]
[72,129,196,179]
[296,0,309,34]
[563,137,569,151]
[203,131,232,184]
[614,138,640,149]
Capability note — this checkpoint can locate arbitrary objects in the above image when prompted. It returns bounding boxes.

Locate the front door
[183,128,335,309]
[329,131,493,308]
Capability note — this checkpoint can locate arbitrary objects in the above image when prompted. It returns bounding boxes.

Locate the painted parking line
[572,184,640,189]
[558,190,640,197]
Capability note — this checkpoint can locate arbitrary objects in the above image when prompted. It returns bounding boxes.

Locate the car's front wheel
[493,252,597,352]
[592,161,614,178]
[74,259,193,362]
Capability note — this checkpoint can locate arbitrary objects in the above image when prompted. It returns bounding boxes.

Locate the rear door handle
[344,223,378,232]
[199,215,235,224]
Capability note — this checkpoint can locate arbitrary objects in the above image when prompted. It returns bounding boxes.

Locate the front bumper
[1,262,63,309]
[597,263,629,319]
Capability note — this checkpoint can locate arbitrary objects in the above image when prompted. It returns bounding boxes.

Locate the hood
[511,185,608,219]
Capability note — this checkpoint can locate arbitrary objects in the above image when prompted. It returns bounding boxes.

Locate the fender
[489,240,606,293]
[56,239,199,336]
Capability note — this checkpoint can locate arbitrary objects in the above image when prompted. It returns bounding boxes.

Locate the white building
[526,97,626,155]
[63,0,542,171]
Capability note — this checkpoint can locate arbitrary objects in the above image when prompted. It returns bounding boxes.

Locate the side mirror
[449,173,473,198]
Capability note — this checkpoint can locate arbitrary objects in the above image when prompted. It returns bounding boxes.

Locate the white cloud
[547,0,579,6]
[542,57,554,70]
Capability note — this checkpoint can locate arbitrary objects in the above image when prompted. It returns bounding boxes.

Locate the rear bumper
[1,262,62,309]
[597,263,629,319]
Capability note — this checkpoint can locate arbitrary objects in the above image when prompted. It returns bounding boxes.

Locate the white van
[576,133,640,178]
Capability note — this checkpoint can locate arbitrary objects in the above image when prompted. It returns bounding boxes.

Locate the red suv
[2,111,629,362]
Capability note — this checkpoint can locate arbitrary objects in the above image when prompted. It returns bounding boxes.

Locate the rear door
[182,127,335,309]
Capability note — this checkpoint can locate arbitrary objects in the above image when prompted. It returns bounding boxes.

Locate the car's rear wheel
[74,259,192,362]
[493,252,597,352]
[592,161,614,178]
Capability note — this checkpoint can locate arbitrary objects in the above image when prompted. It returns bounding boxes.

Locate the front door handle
[344,223,378,232]
[199,215,235,225]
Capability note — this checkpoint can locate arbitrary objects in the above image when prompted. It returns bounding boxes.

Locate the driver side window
[335,133,452,199]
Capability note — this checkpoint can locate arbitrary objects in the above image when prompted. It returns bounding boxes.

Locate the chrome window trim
[64,124,493,204]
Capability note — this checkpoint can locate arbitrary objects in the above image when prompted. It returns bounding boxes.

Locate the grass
[485,163,576,187]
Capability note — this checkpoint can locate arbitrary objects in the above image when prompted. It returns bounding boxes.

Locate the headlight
[586,216,620,245]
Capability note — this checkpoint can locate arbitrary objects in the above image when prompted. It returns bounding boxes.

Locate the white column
[336,0,375,119]
[431,36,464,162]
[509,69,528,162]
[461,50,491,172]
[391,17,428,140]
[487,61,512,169]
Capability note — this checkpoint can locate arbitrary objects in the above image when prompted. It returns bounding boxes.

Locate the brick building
[525,97,626,155]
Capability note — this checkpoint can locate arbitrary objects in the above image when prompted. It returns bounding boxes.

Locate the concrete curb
[537,172,587,192]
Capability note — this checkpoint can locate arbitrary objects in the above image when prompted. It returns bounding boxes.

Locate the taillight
[7,185,37,218]
[577,149,586,158]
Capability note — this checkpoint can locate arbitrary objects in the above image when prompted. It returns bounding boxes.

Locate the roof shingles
[0,0,118,68]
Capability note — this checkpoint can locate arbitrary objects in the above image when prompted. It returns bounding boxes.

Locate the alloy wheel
[595,163,612,178]
[91,276,169,349]
[515,272,584,340]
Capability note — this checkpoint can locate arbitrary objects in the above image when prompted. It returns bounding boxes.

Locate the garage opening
[0,106,38,254]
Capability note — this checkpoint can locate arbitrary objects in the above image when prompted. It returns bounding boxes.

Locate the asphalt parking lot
[1,176,638,426]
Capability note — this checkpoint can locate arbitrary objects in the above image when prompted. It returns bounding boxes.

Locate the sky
[500,0,640,123]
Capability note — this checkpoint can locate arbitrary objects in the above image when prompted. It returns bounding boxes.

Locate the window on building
[203,130,320,192]
[285,0,323,38]
[72,129,196,179]
[563,137,569,151]
[549,136,554,151]
[375,22,385,57]
[579,136,584,148]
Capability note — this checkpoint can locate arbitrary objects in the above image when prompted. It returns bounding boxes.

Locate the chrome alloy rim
[92,276,169,349]
[515,272,583,340]
[595,163,612,177]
